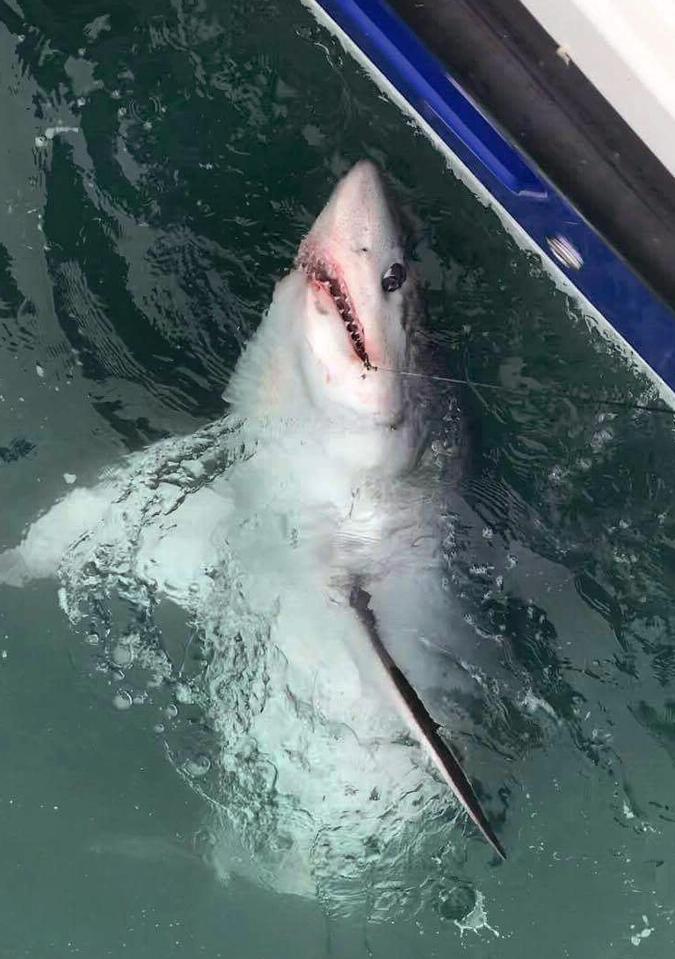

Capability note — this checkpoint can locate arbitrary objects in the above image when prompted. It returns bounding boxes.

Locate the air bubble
[184,755,211,778]
[111,642,134,668]
[113,691,133,711]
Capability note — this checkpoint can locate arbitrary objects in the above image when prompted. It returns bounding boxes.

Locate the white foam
[455,890,501,939]
[35,126,80,147]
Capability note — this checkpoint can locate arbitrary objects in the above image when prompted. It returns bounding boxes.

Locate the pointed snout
[305,161,398,256]
[329,160,387,220]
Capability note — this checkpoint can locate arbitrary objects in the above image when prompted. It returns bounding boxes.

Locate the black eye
[381,262,406,293]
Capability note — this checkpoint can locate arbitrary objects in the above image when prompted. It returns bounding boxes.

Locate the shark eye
[381,262,406,293]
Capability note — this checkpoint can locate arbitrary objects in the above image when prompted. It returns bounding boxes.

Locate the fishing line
[374,366,674,416]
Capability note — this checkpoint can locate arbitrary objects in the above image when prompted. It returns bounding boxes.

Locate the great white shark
[0,161,505,875]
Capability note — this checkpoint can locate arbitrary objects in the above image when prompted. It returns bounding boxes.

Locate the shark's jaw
[296,251,372,369]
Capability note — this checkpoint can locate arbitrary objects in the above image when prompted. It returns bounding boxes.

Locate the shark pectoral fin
[0,547,30,587]
[383,657,507,861]
[413,706,507,862]
[349,583,506,861]
[1,483,118,588]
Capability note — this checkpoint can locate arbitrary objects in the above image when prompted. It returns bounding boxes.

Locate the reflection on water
[1,0,675,956]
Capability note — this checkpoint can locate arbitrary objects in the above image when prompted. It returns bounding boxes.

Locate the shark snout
[304,160,397,259]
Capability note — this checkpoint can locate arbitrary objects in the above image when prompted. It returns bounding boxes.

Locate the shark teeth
[298,255,372,369]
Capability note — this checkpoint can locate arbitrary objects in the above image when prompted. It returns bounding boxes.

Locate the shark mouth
[298,254,372,369]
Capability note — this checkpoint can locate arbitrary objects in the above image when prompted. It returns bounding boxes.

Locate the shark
[0,161,505,880]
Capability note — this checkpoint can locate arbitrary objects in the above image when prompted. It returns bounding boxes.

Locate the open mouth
[297,254,372,369]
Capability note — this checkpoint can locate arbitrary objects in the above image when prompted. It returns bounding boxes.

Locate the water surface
[1,1,675,956]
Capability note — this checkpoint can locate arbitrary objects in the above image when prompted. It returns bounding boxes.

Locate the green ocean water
[1,1,674,956]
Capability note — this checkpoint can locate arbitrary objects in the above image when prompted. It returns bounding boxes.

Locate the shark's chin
[299,358,409,445]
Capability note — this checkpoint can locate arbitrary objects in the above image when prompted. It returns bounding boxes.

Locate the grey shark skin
[0,161,505,864]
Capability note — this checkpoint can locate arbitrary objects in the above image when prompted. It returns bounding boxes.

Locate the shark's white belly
[205,539,447,900]
[194,456,452,897]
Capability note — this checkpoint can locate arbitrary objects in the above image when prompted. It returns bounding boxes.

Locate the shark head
[295,160,413,424]
[227,162,417,443]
